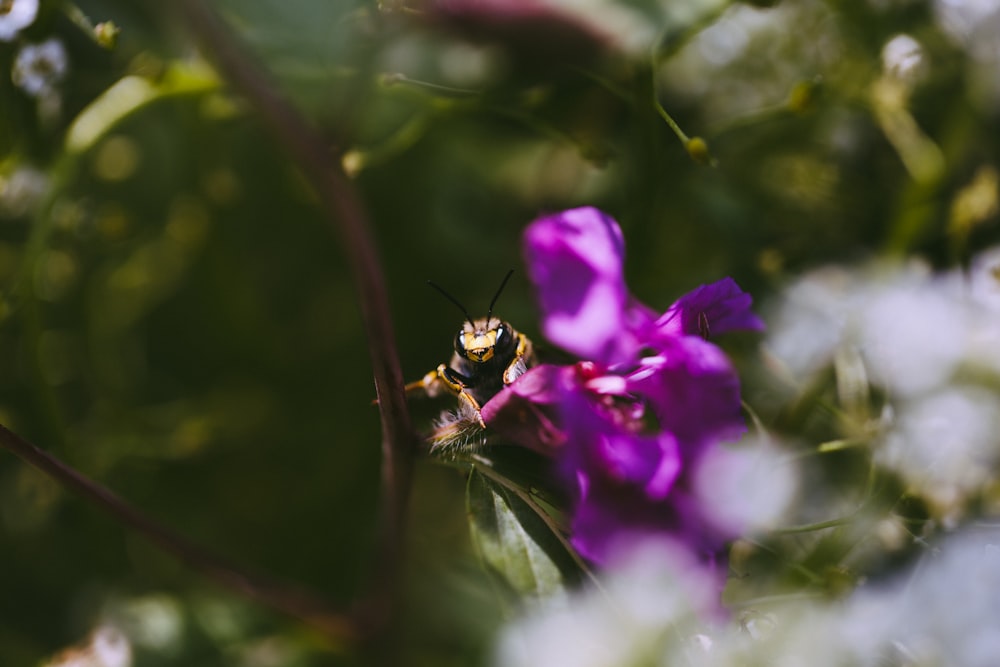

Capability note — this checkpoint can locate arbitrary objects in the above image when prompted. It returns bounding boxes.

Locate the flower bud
[95,21,121,49]
[685,136,715,166]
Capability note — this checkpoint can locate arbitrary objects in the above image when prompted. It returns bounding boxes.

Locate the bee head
[430,269,516,365]
[455,318,512,364]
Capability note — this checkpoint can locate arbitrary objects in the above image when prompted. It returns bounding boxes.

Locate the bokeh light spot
[93,135,142,182]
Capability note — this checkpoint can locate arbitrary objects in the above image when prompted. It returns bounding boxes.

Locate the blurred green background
[1,0,998,664]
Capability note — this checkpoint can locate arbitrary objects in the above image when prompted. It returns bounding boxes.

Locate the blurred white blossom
[495,539,721,667]
[729,529,1000,667]
[881,34,927,82]
[12,38,69,98]
[765,265,859,377]
[0,0,38,41]
[934,0,1000,109]
[879,387,1000,518]
[695,437,799,536]
[496,529,1000,667]
[855,268,967,397]
[766,250,1000,516]
[934,0,1000,54]
[767,255,1000,394]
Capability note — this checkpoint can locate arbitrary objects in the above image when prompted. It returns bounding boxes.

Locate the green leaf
[65,64,220,154]
[466,466,581,605]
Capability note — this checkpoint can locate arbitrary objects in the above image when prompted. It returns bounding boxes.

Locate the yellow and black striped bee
[406,270,535,433]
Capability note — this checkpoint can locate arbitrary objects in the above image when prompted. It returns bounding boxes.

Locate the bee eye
[454,332,465,351]
[495,326,504,342]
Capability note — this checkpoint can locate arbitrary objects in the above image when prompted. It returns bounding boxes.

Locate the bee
[406,270,535,431]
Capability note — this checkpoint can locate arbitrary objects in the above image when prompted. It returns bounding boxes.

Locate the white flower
[855,267,967,397]
[765,254,1000,516]
[767,260,976,397]
[878,387,1000,516]
[881,34,926,82]
[934,0,1000,54]
[494,539,721,667]
[494,520,1000,667]
[933,0,1000,109]
[845,529,1000,667]
[0,0,39,41]
[685,530,1000,667]
[694,437,798,536]
[12,38,69,98]
[765,266,859,377]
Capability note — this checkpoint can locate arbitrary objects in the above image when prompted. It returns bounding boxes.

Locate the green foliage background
[1,0,997,664]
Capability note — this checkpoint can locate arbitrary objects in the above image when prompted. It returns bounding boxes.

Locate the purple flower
[656,277,765,339]
[486,207,762,565]
[548,336,746,563]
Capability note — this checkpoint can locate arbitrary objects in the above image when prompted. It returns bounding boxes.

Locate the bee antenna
[427,280,476,329]
[486,269,514,326]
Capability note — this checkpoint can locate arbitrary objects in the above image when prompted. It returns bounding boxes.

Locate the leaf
[471,448,569,511]
[466,466,582,605]
[65,64,219,154]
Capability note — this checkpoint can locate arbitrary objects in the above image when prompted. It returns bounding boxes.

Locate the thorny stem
[0,424,357,643]
[160,0,420,647]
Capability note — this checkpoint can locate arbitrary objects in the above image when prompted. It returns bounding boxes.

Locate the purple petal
[568,483,646,564]
[568,477,680,564]
[481,365,569,454]
[592,430,681,498]
[561,381,682,500]
[568,471,737,566]
[524,207,642,364]
[626,336,746,451]
[657,277,765,339]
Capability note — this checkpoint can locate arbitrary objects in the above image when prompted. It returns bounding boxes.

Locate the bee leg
[501,332,534,386]
[455,391,486,428]
[439,366,486,428]
[406,366,486,428]
[373,370,442,406]
[405,368,447,398]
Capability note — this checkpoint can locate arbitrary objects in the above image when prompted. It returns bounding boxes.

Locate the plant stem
[162,0,419,647]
